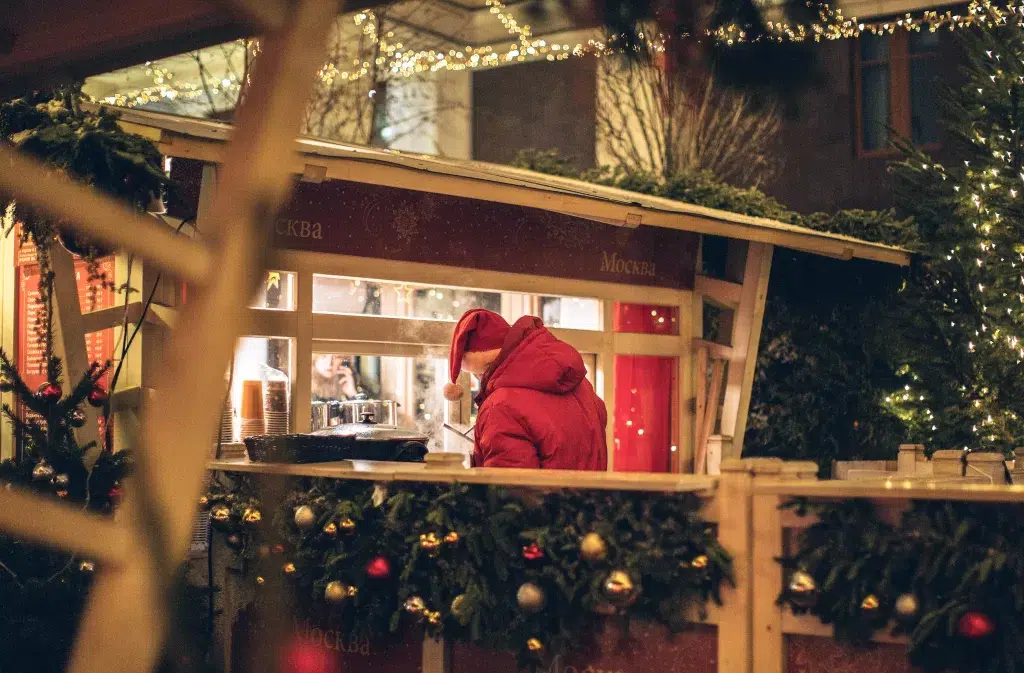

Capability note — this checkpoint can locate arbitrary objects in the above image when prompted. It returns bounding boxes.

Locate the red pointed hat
[443,309,510,401]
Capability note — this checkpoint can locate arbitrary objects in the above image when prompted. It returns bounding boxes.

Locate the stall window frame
[240,250,696,474]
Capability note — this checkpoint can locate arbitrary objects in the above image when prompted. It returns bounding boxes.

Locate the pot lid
[311,421,427,442]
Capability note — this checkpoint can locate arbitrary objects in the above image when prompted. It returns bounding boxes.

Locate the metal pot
[337,396,399,426]
[245,414,428,464]
[311,412,427,462]
[311,400,343,431]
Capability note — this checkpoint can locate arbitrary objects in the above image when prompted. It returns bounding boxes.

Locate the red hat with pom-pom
[443,309,510,401]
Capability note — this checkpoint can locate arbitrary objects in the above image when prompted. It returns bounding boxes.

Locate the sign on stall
[452,622,717,673]
[14,225,116,416]
[271,180,699,291]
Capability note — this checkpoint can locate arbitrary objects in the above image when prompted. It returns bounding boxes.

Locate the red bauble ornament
[522,542,545,562]
[279,637,342,673]
[37,382,62,403]
[365,556,392,580]
[87,387,108,408]
[958,611,996,639]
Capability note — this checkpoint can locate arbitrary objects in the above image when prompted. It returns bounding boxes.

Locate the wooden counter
[207,456,720,494]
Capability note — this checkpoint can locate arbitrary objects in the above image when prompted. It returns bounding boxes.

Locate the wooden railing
[209,454,1024,673]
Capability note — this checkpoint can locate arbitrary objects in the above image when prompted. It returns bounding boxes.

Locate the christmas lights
[100,0,1024,110]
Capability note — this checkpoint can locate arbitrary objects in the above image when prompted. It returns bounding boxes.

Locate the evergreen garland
[205,477,729,669]
[779,498,1024,673]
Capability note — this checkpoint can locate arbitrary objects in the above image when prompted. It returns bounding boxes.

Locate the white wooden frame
[237,253,698,469]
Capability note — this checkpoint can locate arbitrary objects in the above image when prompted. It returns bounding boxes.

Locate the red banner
[452,622,717,673]
[270,180,698,290]
[14,220,117,407]
[787,636,920,673]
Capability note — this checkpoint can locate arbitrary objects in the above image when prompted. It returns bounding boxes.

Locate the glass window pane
[861,64,890,151]
[613,302,680,335]
[860,34,889,62]
[312,352,447,451]
[250,271,295,310]
[613,355,677,473]
[539,296,602,330]
[232,337,293,438]
[911,57,941,145]
[909,30,940,55]
[312,275,600,330]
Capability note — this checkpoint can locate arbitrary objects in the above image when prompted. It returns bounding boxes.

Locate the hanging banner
[16,259,116,393]
[271,180,698,291]
[451,622,717,673]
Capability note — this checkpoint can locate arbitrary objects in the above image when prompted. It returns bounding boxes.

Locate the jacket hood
[479,316,586,400]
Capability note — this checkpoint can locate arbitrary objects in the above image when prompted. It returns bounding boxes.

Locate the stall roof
[111,106,910,266]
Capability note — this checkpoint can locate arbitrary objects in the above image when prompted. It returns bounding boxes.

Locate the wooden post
[422,635,451,673]
[600,299,616,472]
[717,459,755,673]
[293,270,313,434]
[49,244,100,455]
[719,243,773,457]
[0,228,15,460]
[750,460,818,673]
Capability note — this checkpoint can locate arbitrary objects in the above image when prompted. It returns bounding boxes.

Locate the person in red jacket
[442,309,608,470]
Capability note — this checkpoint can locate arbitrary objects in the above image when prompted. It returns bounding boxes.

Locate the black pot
[244,416,428,464]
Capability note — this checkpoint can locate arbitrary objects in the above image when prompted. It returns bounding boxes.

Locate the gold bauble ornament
[860,594,880,612]
[323,521,338,536]
[526,638,544,654]
[691,555,709,569]
[786,570,817,609]
[293,505,316,530]
[443,531,460,545]
[242,507,262,524]
[198,495,209,508]
[211,503,231,524]
[424,610,442,626]
[283,562,297,575]
[340,517,357,534]
[54,473,70,488]
[602,570,638,607]
[579,532,608,562]
[420,532,441,556]
[517,582,547,613]
[32,462,55,482]
[79,560,95,574]
[894,593,920,622]
[255,576,265,585]
[324,581,348,603]
[451,594,470,624]
[404,596,426,614]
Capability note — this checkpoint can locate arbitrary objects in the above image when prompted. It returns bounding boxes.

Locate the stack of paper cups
[263,379,290,436]
[239,380,265,439]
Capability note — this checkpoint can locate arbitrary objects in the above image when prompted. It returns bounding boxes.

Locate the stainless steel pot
[337,396,398,426]
[310,401,343,431]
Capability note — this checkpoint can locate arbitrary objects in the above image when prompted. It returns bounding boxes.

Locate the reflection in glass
[861,64,890,151]
[312,352,447,451]
[250,271,296,310]
[312,275,600,330]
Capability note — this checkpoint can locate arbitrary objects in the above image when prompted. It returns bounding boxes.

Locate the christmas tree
[890,3,1024,453]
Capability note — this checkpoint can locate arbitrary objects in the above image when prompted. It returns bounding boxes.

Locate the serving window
[229,256,694,474]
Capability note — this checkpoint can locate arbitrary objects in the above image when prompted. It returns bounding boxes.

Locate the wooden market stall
[94,106,910,475]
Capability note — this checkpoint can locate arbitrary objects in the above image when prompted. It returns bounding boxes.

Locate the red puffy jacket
[473,316,608,470]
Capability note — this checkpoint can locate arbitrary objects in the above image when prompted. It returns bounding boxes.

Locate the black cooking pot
[244,413,429,464]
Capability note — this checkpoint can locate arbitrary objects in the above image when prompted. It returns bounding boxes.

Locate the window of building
[856,31,941,154]
[312,275,601,330]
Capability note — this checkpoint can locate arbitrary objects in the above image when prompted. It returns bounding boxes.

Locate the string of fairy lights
[101,0,1017,109]
[881,2,1024,449]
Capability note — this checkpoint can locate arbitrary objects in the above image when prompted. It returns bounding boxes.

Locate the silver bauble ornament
[294,505,316,530]
[517,582,547,613]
